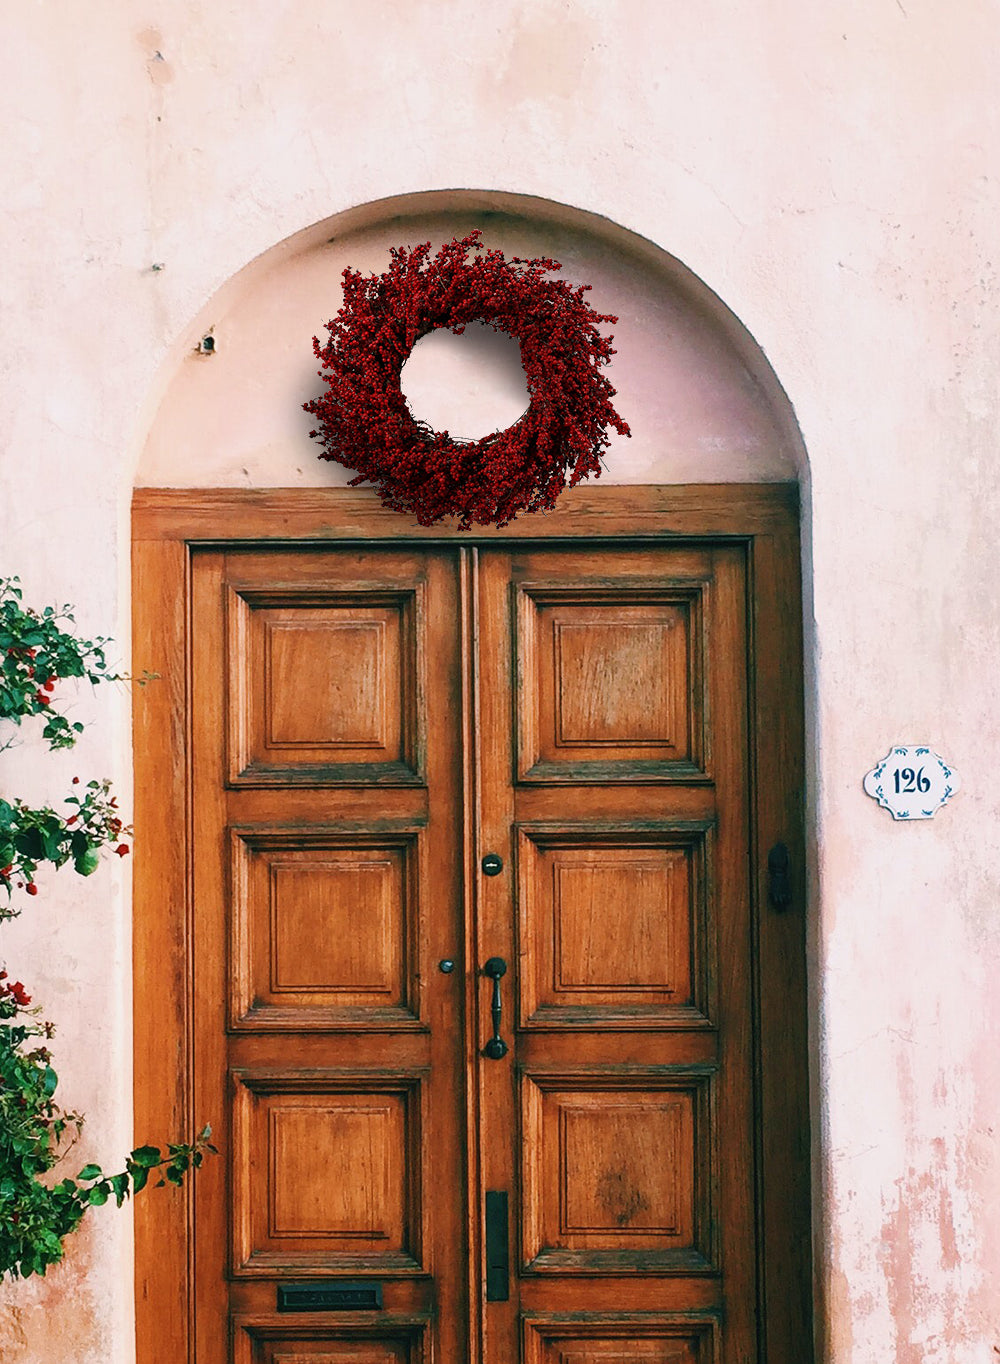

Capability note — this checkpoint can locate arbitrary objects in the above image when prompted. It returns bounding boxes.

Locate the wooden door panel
[515,579,709,782]
[521,1314,719,1364]
[231,1069,427,1275]
[516,824,713,1029]
[229,828,424,1031]
[519,1068,716,1273]
[234,1316,429,1364]
[226,580,424,785]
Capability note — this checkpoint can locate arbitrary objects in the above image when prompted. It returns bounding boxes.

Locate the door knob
[481,957,508,1060]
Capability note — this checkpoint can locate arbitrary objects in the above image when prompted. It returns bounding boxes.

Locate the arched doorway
[132,193,812,1364]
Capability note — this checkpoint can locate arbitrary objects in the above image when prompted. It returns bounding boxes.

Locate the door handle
[481,957,508,1059]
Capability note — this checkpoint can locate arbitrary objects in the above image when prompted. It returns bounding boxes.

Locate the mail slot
[277,1281,383,1312]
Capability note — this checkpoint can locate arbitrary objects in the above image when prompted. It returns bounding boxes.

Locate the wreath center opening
[399,320,530,442]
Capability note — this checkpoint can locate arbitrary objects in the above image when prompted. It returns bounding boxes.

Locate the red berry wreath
[304,231,630,529]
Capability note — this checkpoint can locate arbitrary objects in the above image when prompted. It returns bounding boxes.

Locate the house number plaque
[863,746,960,820]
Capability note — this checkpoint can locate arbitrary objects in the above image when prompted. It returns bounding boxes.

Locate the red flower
[43,678,55,692]
[115,844,130,857]
[35,690,50,707]
[10,981,31,1005]
[72,776,80,784]
[25,883,38,896]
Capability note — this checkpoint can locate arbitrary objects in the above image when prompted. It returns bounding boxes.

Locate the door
[475,544,753,1364]
[190,545,468,1362]
[132,487,811,1364]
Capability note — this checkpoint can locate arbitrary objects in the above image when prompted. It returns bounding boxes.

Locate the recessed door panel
[226,582,424,785]
[516,825,713,1029]
[521,1315,720,1364]
[515,581,709,783]
[229,828,424,1031]
[519,1068,716,1273]
[230,1069,426,1275]
[233,1317,428,1364]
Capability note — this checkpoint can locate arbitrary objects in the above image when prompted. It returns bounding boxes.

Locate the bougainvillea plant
[0,576,213,1280]
[1,576,124,752]
[0,781,129,918]
[0,976,215,1279]
[304,230,630,529]
[0,577,145,913]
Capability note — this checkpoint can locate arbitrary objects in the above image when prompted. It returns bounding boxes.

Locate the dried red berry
[303,231,630,530]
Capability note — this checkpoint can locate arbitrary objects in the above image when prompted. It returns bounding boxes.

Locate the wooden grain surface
[132,485,811,1363]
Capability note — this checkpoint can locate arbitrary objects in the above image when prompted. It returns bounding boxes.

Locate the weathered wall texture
[2,3,999,1361]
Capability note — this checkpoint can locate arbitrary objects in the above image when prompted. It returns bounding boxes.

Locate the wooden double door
[133,490,811,1364]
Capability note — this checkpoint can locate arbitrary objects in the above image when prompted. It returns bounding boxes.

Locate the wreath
[304,231,630,529]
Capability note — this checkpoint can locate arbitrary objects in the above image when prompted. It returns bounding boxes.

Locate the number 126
[894,767,930,794]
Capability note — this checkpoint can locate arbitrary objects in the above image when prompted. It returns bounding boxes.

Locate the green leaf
[129,1145,161,1168]
[74,848,100,877]
[76,1163,102,1181]
[41,830,64,862]
[15,827,44,860]
[87,1182,109,1206]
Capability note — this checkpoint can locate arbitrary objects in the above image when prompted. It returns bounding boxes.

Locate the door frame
[131,483,812,1363]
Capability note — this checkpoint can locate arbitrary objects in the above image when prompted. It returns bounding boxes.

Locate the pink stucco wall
[2,4,999,1361]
